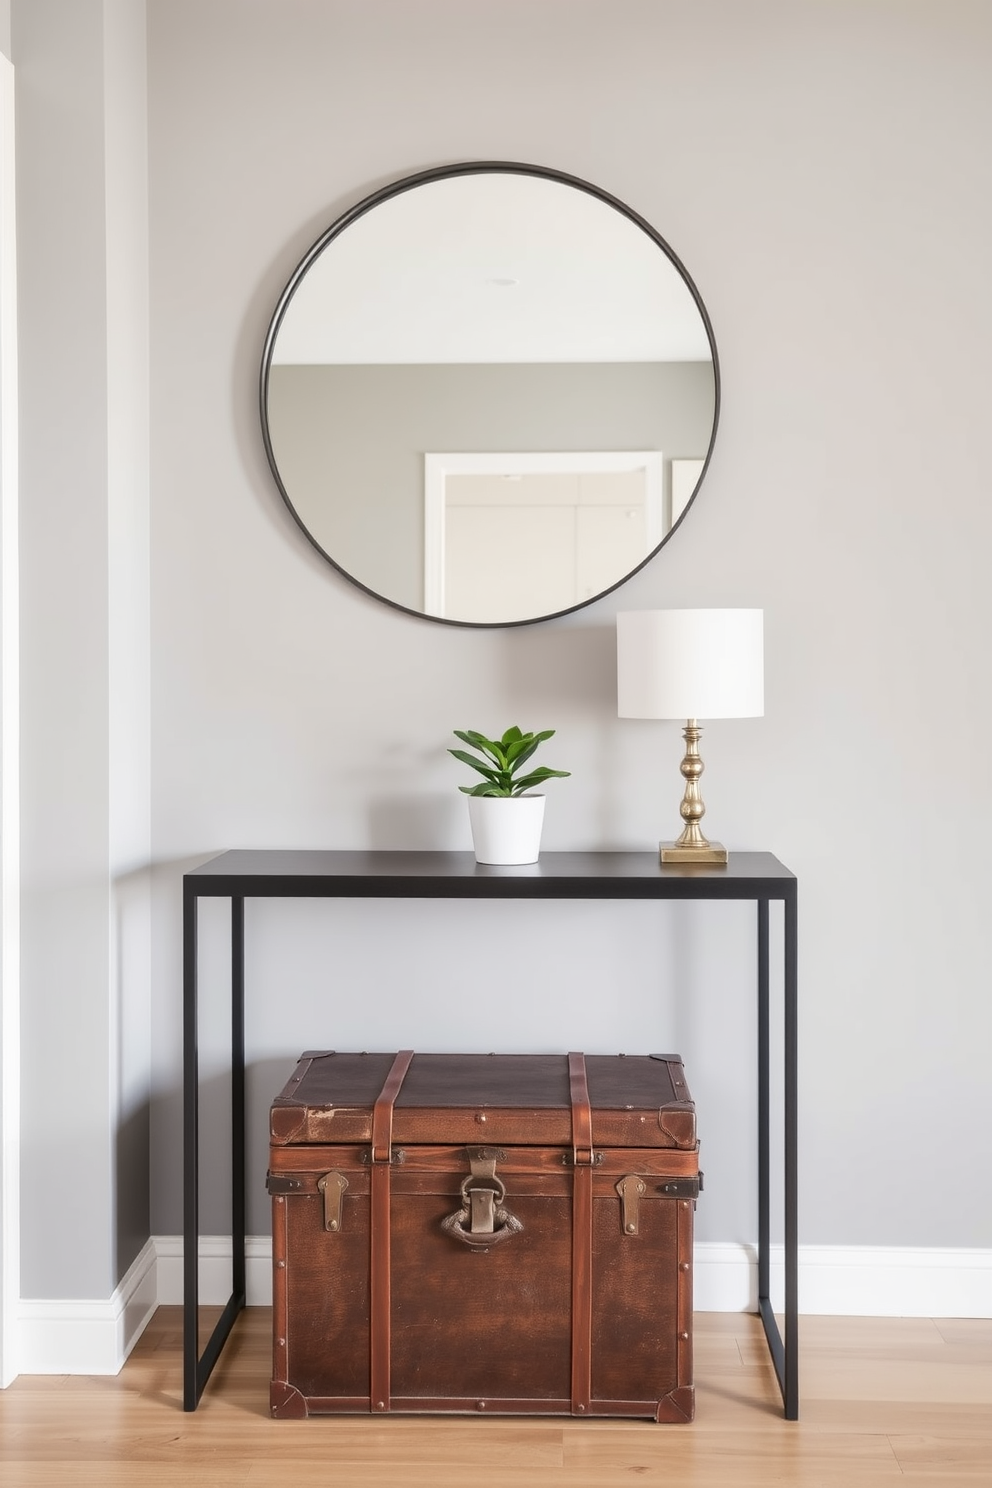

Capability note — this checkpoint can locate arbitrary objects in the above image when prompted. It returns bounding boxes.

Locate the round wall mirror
[260,162,719,627]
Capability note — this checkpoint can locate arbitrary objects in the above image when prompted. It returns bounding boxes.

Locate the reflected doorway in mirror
[424,451,663,624]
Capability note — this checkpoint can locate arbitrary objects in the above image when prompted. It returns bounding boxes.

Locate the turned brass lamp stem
[660,718,728,865]
[675,718,708,847]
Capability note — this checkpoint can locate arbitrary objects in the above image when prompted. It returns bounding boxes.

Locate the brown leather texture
[269,1051,698,1422]
[270,1051,696,1150]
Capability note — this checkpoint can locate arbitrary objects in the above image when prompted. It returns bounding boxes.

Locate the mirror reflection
[261,164,719,626]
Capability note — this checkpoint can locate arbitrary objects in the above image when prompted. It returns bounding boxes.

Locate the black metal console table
[183,849,798,1417]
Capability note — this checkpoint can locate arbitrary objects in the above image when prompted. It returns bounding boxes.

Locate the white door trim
[424,449,664,617]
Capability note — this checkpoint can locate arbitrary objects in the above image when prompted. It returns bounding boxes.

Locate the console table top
[185,849,795,900]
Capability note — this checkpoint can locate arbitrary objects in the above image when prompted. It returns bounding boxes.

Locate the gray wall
[15,0,150,1298]
[11,0,992,1301]
[267,361,715,609]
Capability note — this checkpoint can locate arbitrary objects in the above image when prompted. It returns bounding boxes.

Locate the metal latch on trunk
[317,1170,349,1232]
[441,1146,523,1251]
[266,1173,304,1195]
[616,1174,647,1235]
[266,1169,350,1232]
[616,1173,702,1234]
[658,1176,701,1199]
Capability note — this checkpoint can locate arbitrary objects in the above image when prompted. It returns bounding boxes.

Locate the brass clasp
[316,1170,349,1232]
[616,1174,646,1235]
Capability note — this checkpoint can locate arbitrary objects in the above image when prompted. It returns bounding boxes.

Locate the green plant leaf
[511,765,571,794]
[457,731,509,768]
[504,734,533,762]
[448,749,502,782]
[452,730,503,763]
[507,730,554,766]
[505,737,539,769]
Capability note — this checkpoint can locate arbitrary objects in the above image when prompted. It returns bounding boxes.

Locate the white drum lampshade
[617,609,764,863]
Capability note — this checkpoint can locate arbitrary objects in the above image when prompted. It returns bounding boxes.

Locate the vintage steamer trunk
[268,1050,700,1421]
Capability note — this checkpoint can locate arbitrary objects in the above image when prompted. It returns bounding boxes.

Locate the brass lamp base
[660,840,728,865]
[659,719,730,866]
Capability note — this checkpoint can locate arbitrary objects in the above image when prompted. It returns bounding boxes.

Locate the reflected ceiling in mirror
[261,163,719,626]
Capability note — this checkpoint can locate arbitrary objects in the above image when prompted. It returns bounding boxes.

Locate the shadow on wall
[113,861,154,1285]
[116,1101,151,1281]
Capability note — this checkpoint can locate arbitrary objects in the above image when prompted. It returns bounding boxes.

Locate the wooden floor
[1,1308,990,1485]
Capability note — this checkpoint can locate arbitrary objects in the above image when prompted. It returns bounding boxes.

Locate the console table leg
[784,886,799,1420]
[757,898,770,1306]
[182,885,199,1411]
[756,894,800,1419]
[232,897,247,1303]
[183,891,247,1411]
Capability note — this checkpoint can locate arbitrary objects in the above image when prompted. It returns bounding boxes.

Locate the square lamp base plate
[659,841,729,865]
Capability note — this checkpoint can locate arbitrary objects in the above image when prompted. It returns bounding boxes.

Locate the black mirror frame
[260,161,721,628]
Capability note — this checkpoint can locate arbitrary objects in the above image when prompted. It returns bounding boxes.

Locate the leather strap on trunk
[568,1051,593,1416]
[369,1049,414,1413]
[372,1049,414,1163]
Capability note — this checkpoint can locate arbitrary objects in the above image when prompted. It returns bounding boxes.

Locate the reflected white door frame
[424,450,664,620]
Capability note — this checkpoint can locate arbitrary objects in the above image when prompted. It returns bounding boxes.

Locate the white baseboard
[693,1241,992,1317]
[153,1234,274,1308]
[694,1242,760,1311]
[153,1236,992,1320]
[11,1236,991,1379]
[788,1243,992,1318]
[17,1237,158,1375]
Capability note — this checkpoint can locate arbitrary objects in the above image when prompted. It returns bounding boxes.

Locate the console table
[183,849,798,1417]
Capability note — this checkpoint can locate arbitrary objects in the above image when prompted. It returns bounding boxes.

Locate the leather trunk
[267,1050,699,1421]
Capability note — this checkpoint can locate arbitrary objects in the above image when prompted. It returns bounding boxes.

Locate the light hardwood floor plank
[889,1434,992,1478]
[2,1306,990,1486]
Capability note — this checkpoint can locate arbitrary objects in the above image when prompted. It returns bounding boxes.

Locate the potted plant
[449,726,570,864]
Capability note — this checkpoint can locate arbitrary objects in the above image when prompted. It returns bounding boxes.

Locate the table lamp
[617,608,764,864]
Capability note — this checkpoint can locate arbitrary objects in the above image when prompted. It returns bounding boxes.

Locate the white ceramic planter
[467,793,546,865]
